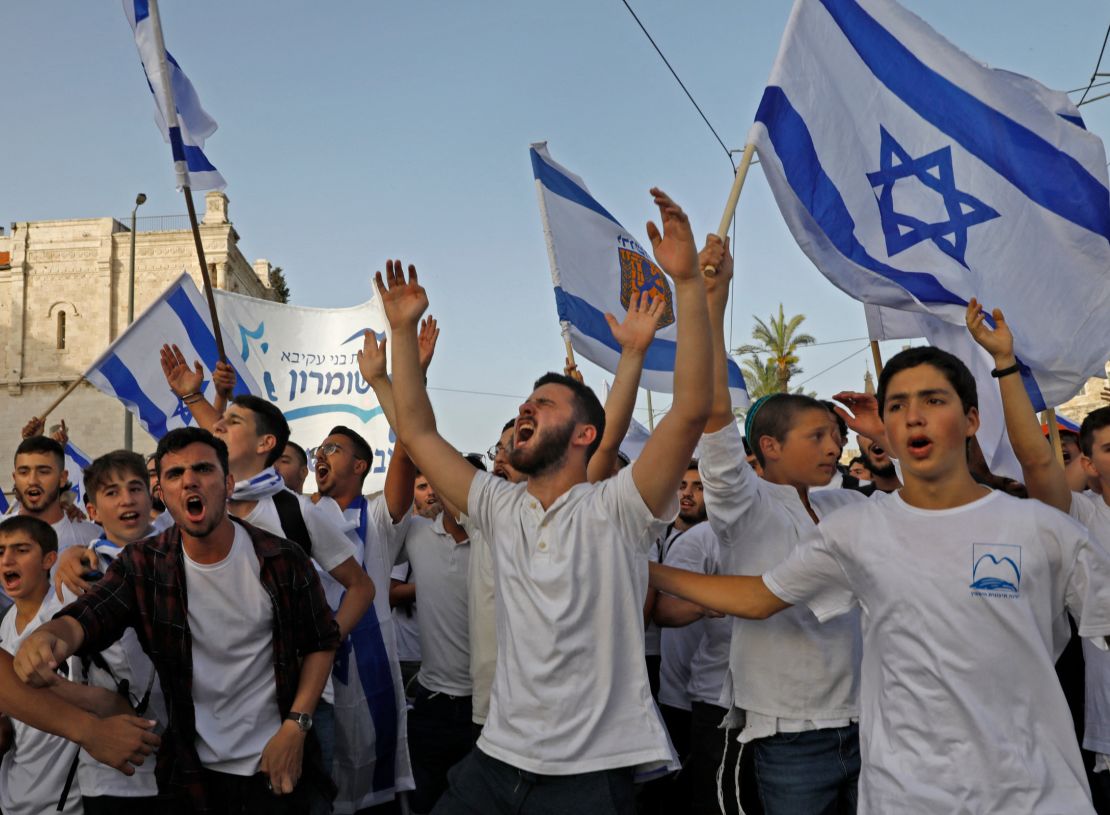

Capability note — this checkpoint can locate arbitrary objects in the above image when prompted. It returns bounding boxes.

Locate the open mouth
[184,494,206,523]
[119,511,140,523]
[2,571,21,592]
[316,464,331,481]
[906,435,933,457]
[23,488,43,501]
[515,419,535,446]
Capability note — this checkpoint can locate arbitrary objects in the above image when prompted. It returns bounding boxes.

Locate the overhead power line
[1077,22,1110,106]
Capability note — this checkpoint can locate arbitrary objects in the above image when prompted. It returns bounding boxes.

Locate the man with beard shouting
[7,435,100,553]
[368,186,711,813]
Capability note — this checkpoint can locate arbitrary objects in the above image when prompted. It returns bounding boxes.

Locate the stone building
[1056,365,1110,427]
[0,192,279,480]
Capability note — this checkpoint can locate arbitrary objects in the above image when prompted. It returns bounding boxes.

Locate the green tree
[269,266,291,304]
[734,303,815,393]
[739,354,781,401]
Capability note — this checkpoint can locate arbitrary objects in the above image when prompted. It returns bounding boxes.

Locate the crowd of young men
[2,186,1110,815]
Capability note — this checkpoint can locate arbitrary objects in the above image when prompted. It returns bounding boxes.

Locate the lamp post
[123,192,147,451]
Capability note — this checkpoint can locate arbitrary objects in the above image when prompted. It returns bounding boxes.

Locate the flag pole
[704,143,757,276]
[645,389,655,431]
[147,0,226,363]
[38,377,86,424]
[870,341,884,376]
[1043,408,1065,467]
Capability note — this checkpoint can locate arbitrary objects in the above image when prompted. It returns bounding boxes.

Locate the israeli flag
[531,143,749,407]
[64,442,92,509]
[122,0,226,191]
[752,0,1110,410]
[84,273,259,439]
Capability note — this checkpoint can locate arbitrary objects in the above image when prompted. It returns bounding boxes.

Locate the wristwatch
[286,711,313,733]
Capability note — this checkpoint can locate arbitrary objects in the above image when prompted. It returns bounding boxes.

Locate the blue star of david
[171,377,209,424]
[866,126,999,268]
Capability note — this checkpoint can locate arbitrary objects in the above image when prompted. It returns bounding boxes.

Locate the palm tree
[739,355,780,401]
[734,303,816,393]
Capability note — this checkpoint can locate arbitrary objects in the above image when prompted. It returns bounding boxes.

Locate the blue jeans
[752,723,859,815]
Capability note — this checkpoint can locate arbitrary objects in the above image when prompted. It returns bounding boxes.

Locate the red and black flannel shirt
[58,517,341,812]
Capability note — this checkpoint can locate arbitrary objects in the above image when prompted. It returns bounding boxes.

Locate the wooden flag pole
[870,340,884,377]
[182,188,227,362]
[1043,408,1066,467]
[646,389,655,431]
[563,333,576,369]
[704,143,757,276]
[38,377,86,423]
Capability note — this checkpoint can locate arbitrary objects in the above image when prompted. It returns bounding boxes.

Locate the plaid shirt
[59,517,340,811]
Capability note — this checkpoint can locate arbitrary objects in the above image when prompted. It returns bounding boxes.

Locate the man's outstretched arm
[631,190,712,518]
[649,562,789,620]
[966,298,1070,513]
[374,261,477,515]
[159,344,222,431]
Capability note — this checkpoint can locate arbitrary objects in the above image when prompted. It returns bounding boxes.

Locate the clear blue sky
[6,1,1110,454]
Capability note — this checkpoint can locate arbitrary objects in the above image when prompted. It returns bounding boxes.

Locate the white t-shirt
[242,490,356,572]
[461,514,497,725]
[185,523,281,775]
[398,514,471,696]
[69,534,165,798]
[0,593,82,815]
[700,421,864,727]
[468,466,678,776]
[658,525,706,711]
[390,561,422,663]
[1069,491,1110,756]
[765,489,1110,814]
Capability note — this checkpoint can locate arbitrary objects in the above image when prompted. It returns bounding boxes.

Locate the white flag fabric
[531,143,749,408]
[85,275,393,492]
[864,304,1022,480]
[63,441,93,509]
[122,0,226,190]
[752,0,1110,412]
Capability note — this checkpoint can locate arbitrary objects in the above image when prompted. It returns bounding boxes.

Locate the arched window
[56,311,66,350]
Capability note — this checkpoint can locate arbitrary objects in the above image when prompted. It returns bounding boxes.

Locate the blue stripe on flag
[98,353,171,438]
[555,287,746,390]
[165,285,253,397]
[530,148,621,227]
[0,490,8,514]
[820,0,1110,238]
[1059,113,1086,130]
[755,86,967,310]
[168,126,186,164]
[133,0,149,23]
[183,143,218,173]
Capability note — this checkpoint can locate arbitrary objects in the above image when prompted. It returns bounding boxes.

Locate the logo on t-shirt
[969,543,1021,598]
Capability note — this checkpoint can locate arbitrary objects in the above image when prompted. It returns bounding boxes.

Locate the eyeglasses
[486,443,509,461]
[317,442,346,457]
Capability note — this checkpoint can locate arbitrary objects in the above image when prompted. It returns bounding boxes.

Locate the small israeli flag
[752,0,1110,410]
[122,0,226,190]
[63,441,93,509]
[84,273,259,439]
[531,142,748,407]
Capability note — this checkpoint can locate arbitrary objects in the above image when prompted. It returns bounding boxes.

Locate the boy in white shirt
[0,514,83,814]
[370,185,711,812]
[651,344,1110,814]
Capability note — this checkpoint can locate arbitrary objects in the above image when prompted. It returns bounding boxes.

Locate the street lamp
[123,192,147,451]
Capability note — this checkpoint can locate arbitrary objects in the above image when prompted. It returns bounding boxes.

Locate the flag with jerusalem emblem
[751,0,1110,410]
[531,142,749,407]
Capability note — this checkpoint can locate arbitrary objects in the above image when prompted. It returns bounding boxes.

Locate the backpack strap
[272,489,313,556]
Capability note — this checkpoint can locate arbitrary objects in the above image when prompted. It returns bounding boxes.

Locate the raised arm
[649,562,789,619]
[587,291,665,482]
[631,190,712,517]
[966,298,1070,513]
[160,344,221,430]
[701,234,736,434]
[375,261,477,514]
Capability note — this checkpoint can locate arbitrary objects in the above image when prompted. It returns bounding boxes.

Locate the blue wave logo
[340,327,385,346]
[970,545,1021,595]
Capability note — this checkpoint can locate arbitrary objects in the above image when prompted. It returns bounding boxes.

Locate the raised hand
[606,290,664,353]
[21,417,44,439]
[646,188,698,283]
[831,391,886,443]
[965,298,1015,365]
[563,357,585,384]
[374,259,428,329]
[698,234,733,311]
[49,420,69,447]
[418,316,440,373]
[159,344,204,399]
[212,361,237,400]
[357,331,388,384]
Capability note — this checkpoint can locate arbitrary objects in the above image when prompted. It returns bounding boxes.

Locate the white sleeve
[299,495,358,573]
[390,562,411,581]
[699,422,761,549]
[1065,534,1110,646]
[762,528,857,622]
[662,526,714,575]
[596,466,676,554]
[368,493,412,565]
[467,471,519,537]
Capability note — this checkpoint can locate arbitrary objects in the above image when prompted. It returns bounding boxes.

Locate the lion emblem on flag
[618,247,675,329]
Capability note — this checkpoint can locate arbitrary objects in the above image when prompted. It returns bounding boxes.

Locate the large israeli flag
[752,0,1110,411]
[122,0,226,190]
[531,143,749,407]
[84,274,259,439]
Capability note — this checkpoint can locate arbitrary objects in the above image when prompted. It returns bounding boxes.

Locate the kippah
[743,394,776,445]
